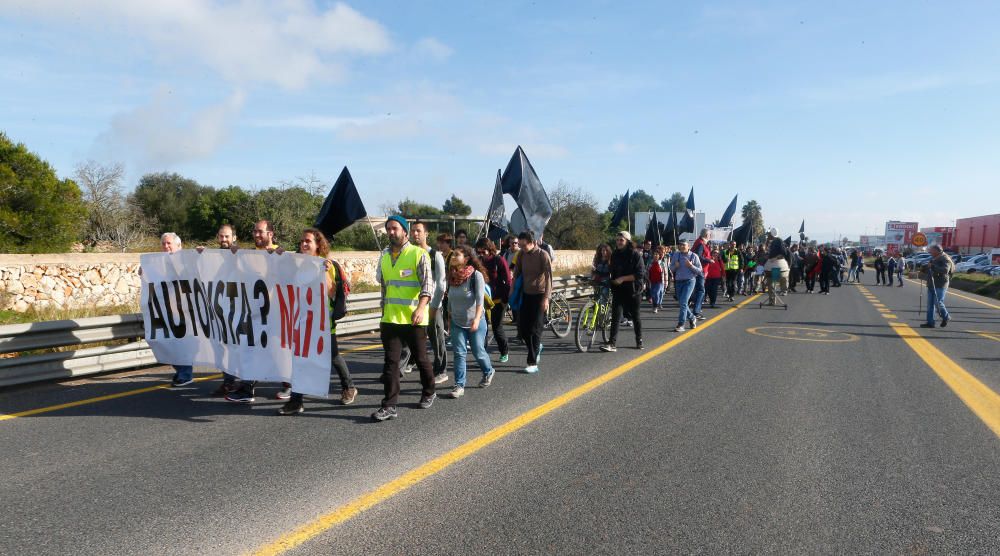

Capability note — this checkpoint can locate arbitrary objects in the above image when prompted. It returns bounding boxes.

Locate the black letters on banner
[213,281,228,344]
[235,282,255,347]
[254,279,269,348]
[147,286,168,340]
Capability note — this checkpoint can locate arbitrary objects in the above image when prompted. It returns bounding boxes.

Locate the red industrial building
[919,226,955,250]
[953,214,1000,254]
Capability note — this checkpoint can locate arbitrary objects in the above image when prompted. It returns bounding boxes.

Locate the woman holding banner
[278,228,358,415]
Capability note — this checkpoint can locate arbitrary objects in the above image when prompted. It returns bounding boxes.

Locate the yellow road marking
[250,296,763,556]
[0,343,382,422]
[967,330,1000,343]
[889,322,1000,438]
[905,278,1000,310]
[883,314,898,319]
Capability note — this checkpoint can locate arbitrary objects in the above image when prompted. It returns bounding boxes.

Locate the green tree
[393,198,442,219]
[0,133,86,253]
[442,194,472,216]
[329,222,382,251]
[659,191,686,214]
[740,199,765,242]
[546,181,604,249]
[243,186,323,247]
[132,172,208,240]
[190,185,253,240]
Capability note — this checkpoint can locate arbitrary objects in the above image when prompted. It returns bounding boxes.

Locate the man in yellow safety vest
[372,215,436,421]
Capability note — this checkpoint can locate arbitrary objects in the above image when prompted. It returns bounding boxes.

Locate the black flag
[314,167,368,236]
[483,169,506,239]
[509,207,528,235]
[718,195,738,228]
[645,212,661,246]
[731,220,753,246]
[798,220,806,241]
[610,190,630,228]
[500,146,552,237]
[678,187,695,234]
[784,236,792,248]
[662,209,676,243]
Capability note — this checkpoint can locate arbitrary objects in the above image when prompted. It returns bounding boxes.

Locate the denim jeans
[691,273,706,315]
[675,279,695,326]
[926,287,950,324]
[650,282,665,308]
[173,365,193,382]
[451,317,493,387]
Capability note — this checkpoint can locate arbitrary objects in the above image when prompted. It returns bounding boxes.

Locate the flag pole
[367,216,382,251]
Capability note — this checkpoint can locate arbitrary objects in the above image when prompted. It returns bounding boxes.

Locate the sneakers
[498,354,509,363]
[636,339,644,350]
[522,365,539,374]
[674,325,686,332]
[341,387,358,405]
[277,400,304,415]
[433,373,449,385]
[695,314,706,321]
[419,393,436,409]
[688,317,698,329]
[402,364,415,374]
[371,406,398,422]
[940,317,949,328]
[600,343,617,352]
[275,385,292,400]
[537,344,543,362]
[446,386,465,399]
[479,371,494,388]
[225,385,255,403]
[171,377,194,387]
[652,307,659,314]
[210,382,237,397]
[920,322,936,328]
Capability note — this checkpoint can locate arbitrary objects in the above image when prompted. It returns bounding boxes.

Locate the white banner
[140,249,332,397]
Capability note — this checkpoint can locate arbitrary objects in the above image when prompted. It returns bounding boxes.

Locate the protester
[723,241,742,301]
[398,222,449,384]
[204,224,241,397]
[476,238,511,363]
[848,250,860,283]
[226,220,283,403]
[919,245,954,328]
[689,228,711,320]
[885,253,897,287]
[591,243,612,285]
[372,215,436,422]
[648,245,668,312]
[893,252,905,286]
[788,244,802,293]
[454,229,468,246]
[804,247,821,293]
[819,247,838,294]
[278,228,358,415]
[670,239,702,332]
[874,252,886,285]
[513,230,552,373]
[444,245,496,398]
[538,233,556,263]
[704,247,724,308]
[154,232,195,387]
[502,235,519,268]
[763,228,790,305]
[601,231,644,351]
[833,248,846,287]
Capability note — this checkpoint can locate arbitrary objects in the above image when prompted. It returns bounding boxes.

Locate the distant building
[954,214,1000,254]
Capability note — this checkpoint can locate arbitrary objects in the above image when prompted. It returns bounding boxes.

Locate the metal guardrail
[0,276,591,388]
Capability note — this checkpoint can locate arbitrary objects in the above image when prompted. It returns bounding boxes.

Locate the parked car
[905,253,933,270]
[956,254,989,272]
[990,266,1000,278]
[967,262,997,274]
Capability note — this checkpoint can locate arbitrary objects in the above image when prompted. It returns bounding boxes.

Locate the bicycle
[544,290,573,338]
[575,284,612,352]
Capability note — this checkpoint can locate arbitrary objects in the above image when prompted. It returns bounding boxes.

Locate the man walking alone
[919,245,954,329]
[513,231,552,373]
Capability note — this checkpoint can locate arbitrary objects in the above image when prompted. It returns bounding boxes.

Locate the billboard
[885,221,918,254]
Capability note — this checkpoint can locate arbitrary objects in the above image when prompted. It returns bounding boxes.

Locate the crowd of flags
[312,145,805,250]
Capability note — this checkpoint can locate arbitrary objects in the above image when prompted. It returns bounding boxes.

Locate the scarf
[448,264,475,287]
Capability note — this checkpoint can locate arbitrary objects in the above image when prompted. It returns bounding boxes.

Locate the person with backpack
[475,238,511,363]
[690,228,712,320]
[278,228,358,415]
[444,245,497,398]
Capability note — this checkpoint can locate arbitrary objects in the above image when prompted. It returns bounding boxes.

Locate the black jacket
[610,247,644,295]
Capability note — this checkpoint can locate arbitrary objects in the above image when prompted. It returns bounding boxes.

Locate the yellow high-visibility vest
[725,251,741,270]
[380,244,428,325]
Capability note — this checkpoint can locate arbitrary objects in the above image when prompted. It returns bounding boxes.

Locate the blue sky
[3,0,999,242]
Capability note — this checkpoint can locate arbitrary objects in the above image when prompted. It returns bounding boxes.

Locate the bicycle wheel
[574,300,600,352]
[547,292,573,338]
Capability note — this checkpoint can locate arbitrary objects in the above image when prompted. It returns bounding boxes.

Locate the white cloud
[413,37,453,61]
[0,0,393,90]
[96,87,245,168]
[799,73,955,103]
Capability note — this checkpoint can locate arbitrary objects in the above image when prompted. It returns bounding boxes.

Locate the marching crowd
[153,216,940,422]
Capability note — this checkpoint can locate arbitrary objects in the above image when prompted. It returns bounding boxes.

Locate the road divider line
[250,295,763,556]
[888,322,1000,438]
[967,330,1000,343]
[0,343,382,422]
[905,278,1000,310]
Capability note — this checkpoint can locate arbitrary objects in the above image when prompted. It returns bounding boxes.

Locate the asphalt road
[1,277,998,555]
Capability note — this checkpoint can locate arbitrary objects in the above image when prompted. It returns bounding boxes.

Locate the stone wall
[0,250,594,313]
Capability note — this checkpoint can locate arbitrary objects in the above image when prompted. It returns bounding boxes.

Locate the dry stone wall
[0,249,594,313]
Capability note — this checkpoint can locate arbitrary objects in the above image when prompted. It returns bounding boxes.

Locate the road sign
[911,232,928,247]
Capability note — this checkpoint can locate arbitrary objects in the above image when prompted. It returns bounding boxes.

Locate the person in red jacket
[704,247,725,308]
